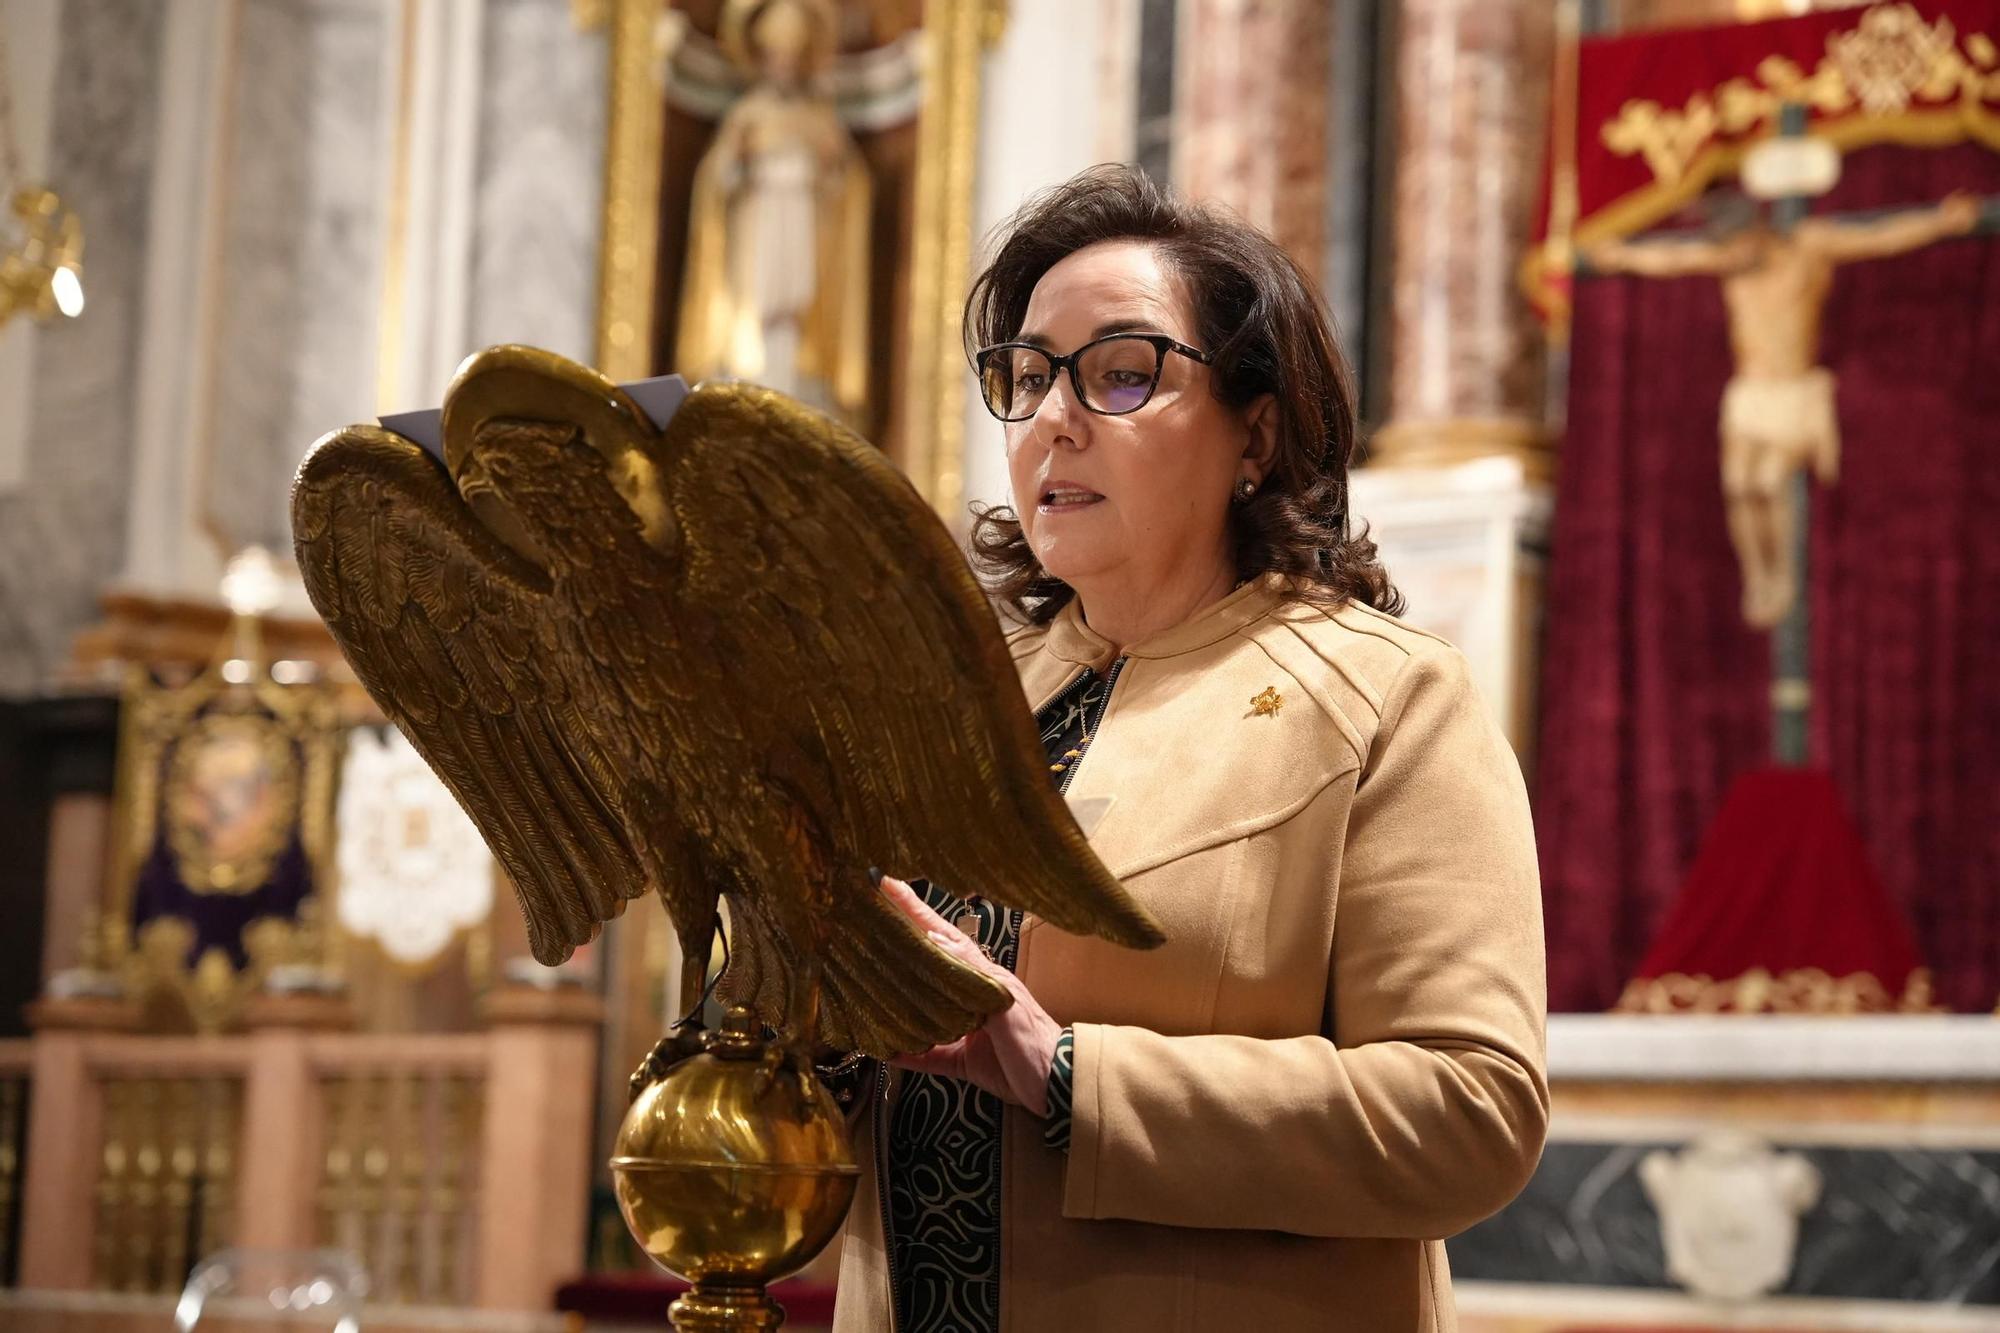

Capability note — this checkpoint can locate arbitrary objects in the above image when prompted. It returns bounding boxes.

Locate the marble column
[476,982,604,1310]
[1171,0,1333,285]
[1372,0,1554,469]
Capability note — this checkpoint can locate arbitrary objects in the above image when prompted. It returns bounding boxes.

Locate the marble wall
[0,0,165,695]
[207,0,395,558]
[208,0,607,561]
[0,0,607,695]
[465,0,606,365]
[1349,457,1550,754]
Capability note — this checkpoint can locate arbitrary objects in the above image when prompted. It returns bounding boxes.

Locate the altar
[1456,1016,2000,1331]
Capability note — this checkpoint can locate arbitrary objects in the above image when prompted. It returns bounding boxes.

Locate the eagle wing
[661,383,1164,1051]
[291,425,670,967]
[297,349,1164,1059]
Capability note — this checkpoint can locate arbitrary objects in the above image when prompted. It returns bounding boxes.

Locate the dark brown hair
[964,164,1400,625]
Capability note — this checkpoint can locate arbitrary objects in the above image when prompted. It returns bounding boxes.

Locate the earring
[1234,476,1257,503]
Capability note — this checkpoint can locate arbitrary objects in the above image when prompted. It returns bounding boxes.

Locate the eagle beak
[455,450,552,569]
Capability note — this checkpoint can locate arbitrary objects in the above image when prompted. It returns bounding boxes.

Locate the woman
[832,165,1547,1332]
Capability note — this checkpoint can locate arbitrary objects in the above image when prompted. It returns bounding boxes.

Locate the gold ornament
[1599,3,2000,188]
[1830,5,1960,115]
[610,1004,857,1329]
[291,345,1163,1059]
[0,20,86,329]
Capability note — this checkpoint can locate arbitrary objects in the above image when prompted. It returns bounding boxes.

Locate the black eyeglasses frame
[972,332,1213,422]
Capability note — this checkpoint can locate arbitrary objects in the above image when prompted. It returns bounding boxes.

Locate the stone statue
[1587,191,1979,627]
[676,0,871,425]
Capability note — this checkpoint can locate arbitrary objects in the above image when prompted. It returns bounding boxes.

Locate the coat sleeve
[1060,647,1549,1240]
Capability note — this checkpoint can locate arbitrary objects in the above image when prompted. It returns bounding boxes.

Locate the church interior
[1,0,1997,1329]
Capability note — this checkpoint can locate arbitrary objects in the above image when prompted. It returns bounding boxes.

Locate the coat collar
[1043,573,1290,671]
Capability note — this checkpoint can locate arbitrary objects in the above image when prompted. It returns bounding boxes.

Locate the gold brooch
[1250,686,1283,717]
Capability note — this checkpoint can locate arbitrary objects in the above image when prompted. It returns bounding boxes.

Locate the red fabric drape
[1629,768,1927,1000]
[1536,143,2000,1012]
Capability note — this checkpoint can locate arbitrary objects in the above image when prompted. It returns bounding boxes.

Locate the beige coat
[833,576,1549,1332]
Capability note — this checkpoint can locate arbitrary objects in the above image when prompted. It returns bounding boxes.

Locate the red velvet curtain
[1536,144,2000,1012]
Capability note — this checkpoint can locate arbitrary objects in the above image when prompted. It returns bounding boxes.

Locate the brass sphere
[611,1006,860,1302]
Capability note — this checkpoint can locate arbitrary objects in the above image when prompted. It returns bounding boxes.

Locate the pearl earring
[1235,476,1257,502]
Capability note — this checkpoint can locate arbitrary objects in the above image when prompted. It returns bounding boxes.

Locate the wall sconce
[0,185,85,328]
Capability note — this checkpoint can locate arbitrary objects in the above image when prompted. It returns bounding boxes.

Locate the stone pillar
[20,694,120,993]
[489,863,665,1222]
[38,796,114,984]
[475,985,605,1310]
[16,1001,135,1289]
[1348,464,1553,766]
[1372,0,1555,470]
[17,1028,98,1289]
[1172,0,1333,283]
[233,1027,323,1251]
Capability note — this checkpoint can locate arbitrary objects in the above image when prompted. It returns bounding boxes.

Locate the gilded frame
[589,0,1005,521]
[105,663,344,1030]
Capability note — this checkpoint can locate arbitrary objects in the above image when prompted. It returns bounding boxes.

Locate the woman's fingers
[925,924,986,964]
[874,874,1056,1113]
[877,873,955,934]
[875,877,1016,983]
[890,1036,972,1080]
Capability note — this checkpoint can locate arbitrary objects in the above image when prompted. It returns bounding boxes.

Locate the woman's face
[1003,240,1265,602]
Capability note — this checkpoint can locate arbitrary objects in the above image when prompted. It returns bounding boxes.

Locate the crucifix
[1583,104,1991,764]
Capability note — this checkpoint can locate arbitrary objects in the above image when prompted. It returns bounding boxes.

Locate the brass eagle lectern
[291,346,1161,1328]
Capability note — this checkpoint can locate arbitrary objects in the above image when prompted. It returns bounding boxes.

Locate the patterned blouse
[825,663,1115,1332]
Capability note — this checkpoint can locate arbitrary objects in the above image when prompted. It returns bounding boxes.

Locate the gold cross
[1250,686,1283,717]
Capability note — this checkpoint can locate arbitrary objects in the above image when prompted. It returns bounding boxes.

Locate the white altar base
[1455,1015,2000,1332]
[1348,454,1551,757]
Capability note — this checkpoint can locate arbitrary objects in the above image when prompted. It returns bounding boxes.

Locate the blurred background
[0,0,1995,1330]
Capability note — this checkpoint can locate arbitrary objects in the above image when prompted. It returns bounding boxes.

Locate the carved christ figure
[1587,191,1979,627]
[677,0,872,425]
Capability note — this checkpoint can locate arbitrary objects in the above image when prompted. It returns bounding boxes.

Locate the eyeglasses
[974,332,1211,422]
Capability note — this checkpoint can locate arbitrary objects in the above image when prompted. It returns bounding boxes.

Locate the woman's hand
[878,875,1063,1117]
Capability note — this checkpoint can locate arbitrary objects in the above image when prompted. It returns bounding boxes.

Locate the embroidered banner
[1529,0,2000,320]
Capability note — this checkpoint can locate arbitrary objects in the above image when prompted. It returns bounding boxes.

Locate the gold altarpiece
[103,658,345,1035]
[591,0,1004,524]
